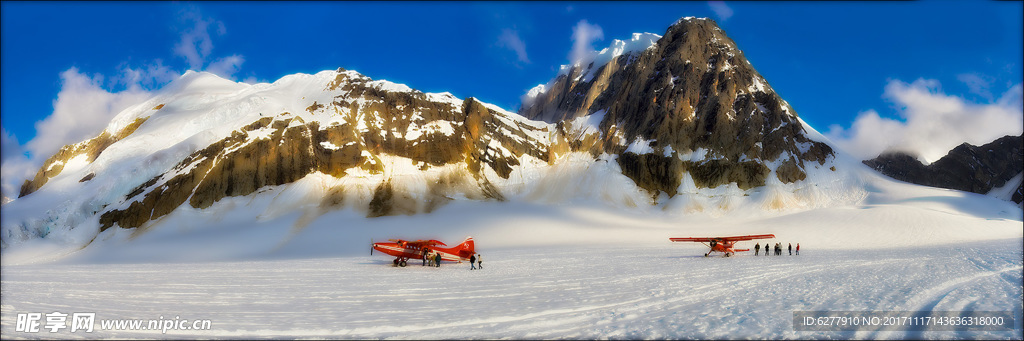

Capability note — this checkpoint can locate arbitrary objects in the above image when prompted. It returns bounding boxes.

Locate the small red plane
[669,234,775,257]
[371,237,475,267]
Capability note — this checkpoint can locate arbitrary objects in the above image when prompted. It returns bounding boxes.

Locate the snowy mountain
[2,68,562,244]
[3,16,1021,341]
[520,17,836,196]
[863,134,1023,207]
[1,17,1020,264]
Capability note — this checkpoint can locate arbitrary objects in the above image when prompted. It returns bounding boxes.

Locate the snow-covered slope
[1,15,1020,341]
[2,17,1021,266]
[1,68,562,254]
[864,134,1023,208]
[0,64,858,263]
[989,172,1023,208]
[2,147,1020,266]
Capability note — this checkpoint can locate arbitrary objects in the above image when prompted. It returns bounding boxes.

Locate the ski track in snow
[2,239,1020,339]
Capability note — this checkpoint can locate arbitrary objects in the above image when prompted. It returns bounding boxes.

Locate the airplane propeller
[370,238,374,255]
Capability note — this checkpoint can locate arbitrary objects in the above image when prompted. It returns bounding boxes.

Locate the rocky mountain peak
[519,16,835,194]
[4,16,856,249]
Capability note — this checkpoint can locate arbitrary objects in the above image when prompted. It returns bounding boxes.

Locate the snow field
[1,239,1020,339]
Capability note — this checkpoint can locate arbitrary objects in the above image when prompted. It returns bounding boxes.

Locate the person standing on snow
[469,254,476,270]
[477,254,482,269]
[788,243,792,256]
[796,243,800,255]
[435,253,442,267]
[754,243,760,256]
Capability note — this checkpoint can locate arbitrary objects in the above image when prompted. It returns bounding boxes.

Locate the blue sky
[1,1,1022,197]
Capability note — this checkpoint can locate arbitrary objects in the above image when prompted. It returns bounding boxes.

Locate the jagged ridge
[519,17,835,194]
[4,16,857,247]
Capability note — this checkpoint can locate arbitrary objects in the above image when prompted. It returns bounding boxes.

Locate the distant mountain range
[864,134,1023,207]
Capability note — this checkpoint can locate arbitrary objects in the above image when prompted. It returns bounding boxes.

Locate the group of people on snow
[418,249,483,270]
[420,250,443,267]
[753,242,799,256]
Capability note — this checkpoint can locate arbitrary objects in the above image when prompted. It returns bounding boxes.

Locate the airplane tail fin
[459,236,475,254]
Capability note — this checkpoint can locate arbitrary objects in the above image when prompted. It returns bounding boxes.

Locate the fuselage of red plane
[372,237,475,263]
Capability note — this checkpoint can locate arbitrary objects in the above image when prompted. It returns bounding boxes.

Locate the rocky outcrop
[97,75,550,230]
[19,116,151,197]
[519,17,834,197]
[863,134,1024,205]
[20,16,846,235]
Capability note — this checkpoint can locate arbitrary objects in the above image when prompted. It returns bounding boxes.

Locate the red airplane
[669,234,775,257]
[371,237,475,267]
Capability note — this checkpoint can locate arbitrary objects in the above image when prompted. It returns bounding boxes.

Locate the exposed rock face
[19,116,150,197]
[13,16,844,236]
[863,134,1024,205]
[98,72,550,230]
[519,17,835,194]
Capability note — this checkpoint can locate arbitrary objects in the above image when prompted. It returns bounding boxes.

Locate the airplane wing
[719,234,775,241]
[669,234,775,242]
[669,237,717,243]
[394,239,447,247]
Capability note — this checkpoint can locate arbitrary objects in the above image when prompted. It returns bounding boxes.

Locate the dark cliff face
[519,17,835,193]
[863,134,1024,204]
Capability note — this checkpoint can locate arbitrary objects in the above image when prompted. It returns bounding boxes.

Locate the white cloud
[113,59,180,90]
[2,5,250,199]
[1,128,34,200]
[1,127,23,163]
[206,54,245,79]
[25,68,152,163]
[826,78,1024,164]
[707,1,734,22]
[174,7,218,70]
[956,73,994,101]
[497,28,531,64]
[569,19,604,64]
[172,6,242,78]
[0,156,35,201]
